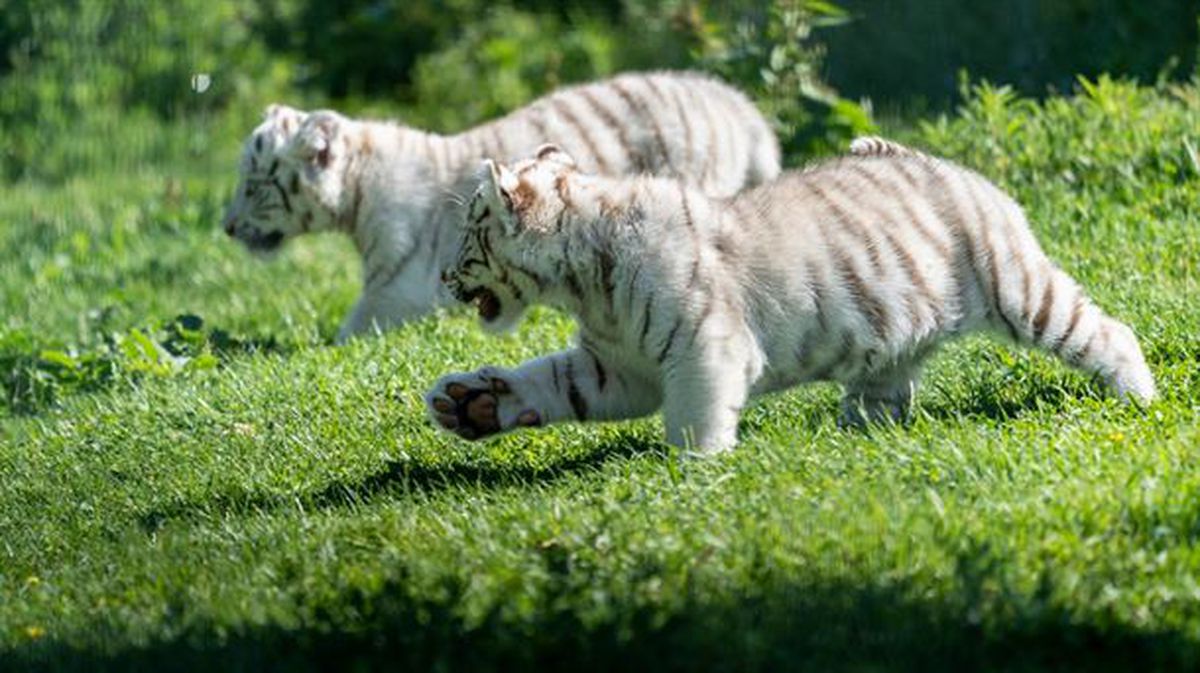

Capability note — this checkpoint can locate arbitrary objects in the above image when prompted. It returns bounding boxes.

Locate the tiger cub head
[223,104,352,255]
[444,144,579,332]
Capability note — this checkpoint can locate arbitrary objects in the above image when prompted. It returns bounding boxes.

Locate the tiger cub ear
[263,104,306,137]
[534,144,576,169]
[480,159,527,235]
[288,111,341,170]
[482,159,515,207]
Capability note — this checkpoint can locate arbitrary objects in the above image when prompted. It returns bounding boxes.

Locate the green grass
[2,78,1199,671]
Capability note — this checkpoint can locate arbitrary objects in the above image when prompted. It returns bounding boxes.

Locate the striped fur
[221,72,780,342]
[428,145,1156,454]
[849,135,926,158]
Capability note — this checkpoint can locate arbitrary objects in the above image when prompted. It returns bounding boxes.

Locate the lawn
[2,78,1199,671]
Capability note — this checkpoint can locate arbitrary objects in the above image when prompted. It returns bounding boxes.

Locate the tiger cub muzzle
[442,270,503,323]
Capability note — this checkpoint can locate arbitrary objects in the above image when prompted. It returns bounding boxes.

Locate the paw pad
[428,373,539,441]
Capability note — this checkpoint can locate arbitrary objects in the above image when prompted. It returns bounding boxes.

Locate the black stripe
[565,358,588,420]
[509,262,547,293]
[501,276,523,303]
[612,78,671,173]
[365,242,421,289]
[578,88,636,171]
[271,178,292,214]
[597,247,617,312]
[669,83,695,176]
[560,238,584,299]
[1031,275,1056,342]
[585,347,608,391]
[624,263,642,313]
[830,244,889,342]
[551,99,610,174]
[638,297,654,352]
[1051,293,1086,353]
[885,162,954,259]
[810,178,886,277]
[656,316,683,364]
[1071,330,1101,366]
[840,165,936,328]
[961,175,1024,339]
[478,227,496,263]
[686,293,714,348]
[530,110,551,143]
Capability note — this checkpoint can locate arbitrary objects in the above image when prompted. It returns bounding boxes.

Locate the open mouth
[462,287,502,322]
[245,230,286,252]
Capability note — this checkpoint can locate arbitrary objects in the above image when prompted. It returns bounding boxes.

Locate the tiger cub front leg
[426,348,660,441]
[336,267,431,343]
[660,328,762,456]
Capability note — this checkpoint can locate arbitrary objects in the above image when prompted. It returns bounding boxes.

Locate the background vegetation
[2,1,1199,670]
[822,0,1199,109]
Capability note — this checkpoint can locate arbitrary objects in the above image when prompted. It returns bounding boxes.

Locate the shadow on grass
[137,435,661,533]
[921,386,1072,422]
[9,573,1198,673]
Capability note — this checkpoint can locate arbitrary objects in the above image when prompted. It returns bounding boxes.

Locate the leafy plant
[692,0,874,159]
[406,7,622,131]
[0,315,273,416]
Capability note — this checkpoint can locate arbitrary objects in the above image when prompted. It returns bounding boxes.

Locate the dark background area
[821,0,1199,109]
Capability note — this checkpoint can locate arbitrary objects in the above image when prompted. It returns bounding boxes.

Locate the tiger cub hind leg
[838,359,923,428]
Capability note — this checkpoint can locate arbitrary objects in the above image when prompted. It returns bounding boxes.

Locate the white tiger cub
[221,71,780,343]
[425,143,1155,454]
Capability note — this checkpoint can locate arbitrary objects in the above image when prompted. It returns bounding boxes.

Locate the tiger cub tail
[996,261,1156,404]
[849,136,928,159]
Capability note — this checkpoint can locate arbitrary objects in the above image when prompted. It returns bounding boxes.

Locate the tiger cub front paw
[426,368,542,440]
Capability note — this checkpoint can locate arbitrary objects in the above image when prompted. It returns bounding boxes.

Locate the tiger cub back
[516,71,781,197]
[426,145,1154,454]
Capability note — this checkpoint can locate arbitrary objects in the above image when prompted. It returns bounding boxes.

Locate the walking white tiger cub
[426,143,1155,453]
[221,71,780,342]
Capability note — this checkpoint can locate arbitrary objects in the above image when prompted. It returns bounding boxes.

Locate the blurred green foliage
[0,1,295,182]
[253,0,629,101]
[404,7,629,131]
[2,0,1195,182]
[0,0,868,182]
